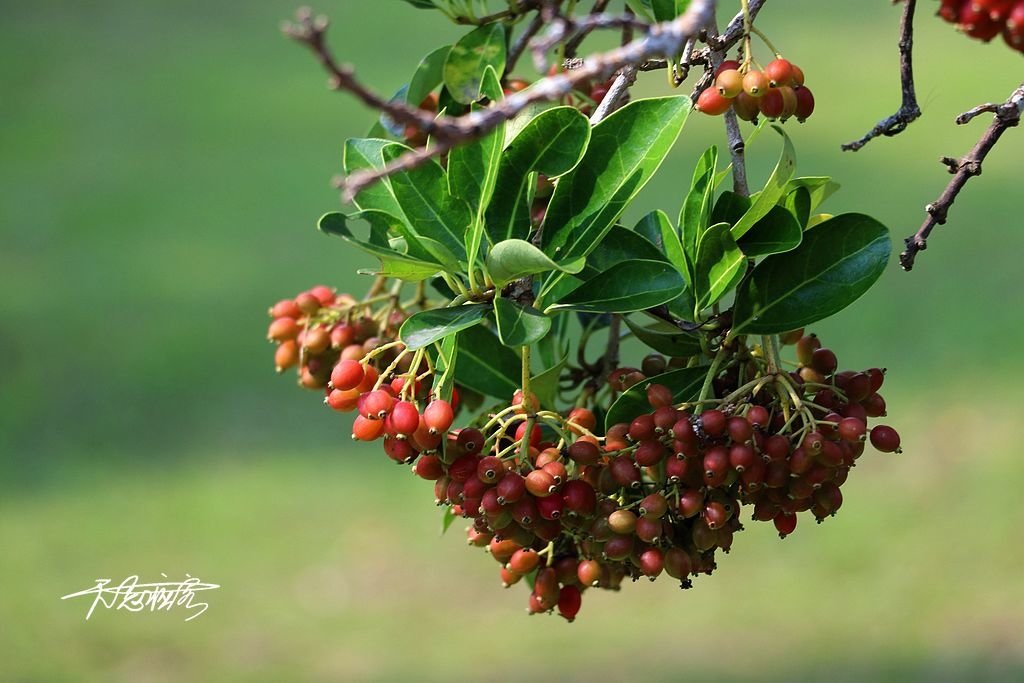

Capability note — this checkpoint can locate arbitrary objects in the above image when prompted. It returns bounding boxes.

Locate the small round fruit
[764,58,795,87]
[742,70,770,97]
[870,425,901,453]
[715,69,744,98]
[696,87,733,116]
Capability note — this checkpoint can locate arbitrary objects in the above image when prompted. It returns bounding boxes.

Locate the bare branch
[842,0,920,151]
[900,82,1024,271]
[589,65,638,123]
[507,9,548,74]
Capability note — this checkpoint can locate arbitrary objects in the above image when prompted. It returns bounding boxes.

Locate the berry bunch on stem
[263,0,927,620]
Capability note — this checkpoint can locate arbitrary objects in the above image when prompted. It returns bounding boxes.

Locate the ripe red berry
[495,472,526,505]
[525,469,556,497]
[609,455,642,489]
[635,440,667,467]
[267,317,300,342]
[352,415,384,442]
[837,417,867,443]
[700,409,727,437]
[714,59,741,76]
[727,416,754,443]
[639,493,668,519]
[732,92,760,121]
[477,455,505,484]
[870,425,901,453]
[414,454,444,480]
[664,547,693,580]
[557,585,582,622]
[639,547,665,578]
[362,389,394,418]
[729,443,758,472]
[561,480,597,517]
[647,383,673,409]
[703,446,730,486]
[567,439,601,465]
[795,86,815,122]
[330,359,365,391]
[508,548,540,574]
[774,511,798,538]
[389,401,420,435]
[678,488,704,518]
[423,399,454,434]
[696,87,733,116]
[764,58,795,86]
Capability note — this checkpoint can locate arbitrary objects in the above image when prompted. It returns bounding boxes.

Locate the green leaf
[343,139,408,220]
[453,325,521,398]
[408,45,450,107]
[402,0,439,9]
[444,24,506,105]
[731,127,796,240]
[493,297,552,347]
[399,304,490,350]
[551,260,686,313]
[450,66,505,271]
[623,316,702,357]
[737,204,802,256]
[711,190,751,227]
[485,107,591,245]
[318,212,441,281]
[651,0,691,20]
[381,145,472,256]
[786,176,841,213]
[680,146,719,276]
[604,366,707,430]
[693,222,746,313]
[732,213,891,334]
[440,505,457,535]
[782,186,812,229]
[582,225,666,279]
[542,96,691,263]
[486,239,584,288]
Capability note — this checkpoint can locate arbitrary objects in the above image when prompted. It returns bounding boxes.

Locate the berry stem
[748,25,781,59]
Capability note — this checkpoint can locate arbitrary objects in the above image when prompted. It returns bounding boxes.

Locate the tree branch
[900,82,1024,270]
[842,0,920,151]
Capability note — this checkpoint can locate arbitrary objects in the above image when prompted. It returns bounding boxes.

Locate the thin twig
[900,83,1024,270]
[507,9,547,75]
[453,0,543,25]
[842,0,920,151]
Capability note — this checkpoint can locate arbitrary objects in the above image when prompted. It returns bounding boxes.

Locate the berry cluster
[938,0,1024,52]
[697,58,815,123]
[266,286,407,392]
[266,293,900,620]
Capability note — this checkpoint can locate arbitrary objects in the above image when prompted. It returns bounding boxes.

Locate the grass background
[2,1,1023,680]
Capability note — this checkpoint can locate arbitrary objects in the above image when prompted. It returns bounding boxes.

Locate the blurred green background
[2,1,1022,680]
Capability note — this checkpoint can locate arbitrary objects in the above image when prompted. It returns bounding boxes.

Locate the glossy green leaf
[623,316,702,357]
[737,204,802,256]
[604,366,707,430]
[444,24,506,105]
[399,304,490,350]
[381,145,471,255]
[493,297,552,347]
[408,45,450,107]
[485,107,591,244]
[680,146,718,274]
[731,127,796,240]
[318,211,441,281]
[403,0,438,9]
[638,209,690,287]
[711,190,750,227]
[551,260,686,313]
[782,186,812,228]
[486,239,584,289]
[453,325,521,398]
[786,176,841,213]
[694,222,745,313]
[582,225,666,279]
[343,139,408,220]
[542,96,691,263]
[450,66,505,272]
[732,213,891,334]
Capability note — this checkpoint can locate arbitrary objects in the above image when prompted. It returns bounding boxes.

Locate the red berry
[639,493,668,519]
[700,409,727,437]
[696,87,733,116]
[774,511,798,538]
[764,58,794,86]
[267,317,300,342]
[567,439,601,465]
[362,389,394,419]
[477,455,505,484]
[423,399,454,434]
[639,548,665,578]
[646,383,673,409]
[870,425,901,453]
[525,469,556,497]
[795,85,815,122]
[557,585,582,622]
[742,70,770,97]
[495,472,526,505]
[715,69,744,98]
[561,480,597,517]
[389,401,420,435]
[352,415,384,441]
[330,359,365,391]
